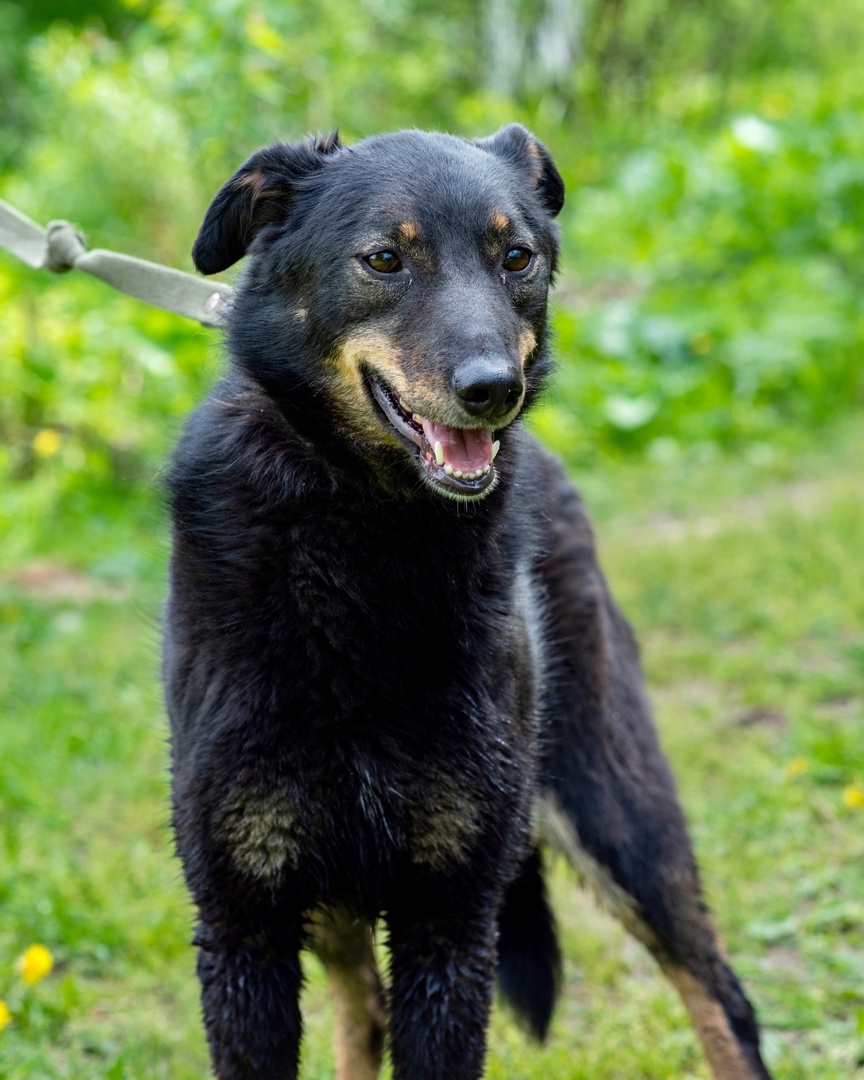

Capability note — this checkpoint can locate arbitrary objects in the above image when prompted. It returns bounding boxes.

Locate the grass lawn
[1,417,863,1079]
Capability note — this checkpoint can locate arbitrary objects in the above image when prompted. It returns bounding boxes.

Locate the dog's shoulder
[508,432,596,554]
[169,375,324,524]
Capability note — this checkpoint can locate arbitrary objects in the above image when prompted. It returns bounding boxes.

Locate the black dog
[164,125,772,1080]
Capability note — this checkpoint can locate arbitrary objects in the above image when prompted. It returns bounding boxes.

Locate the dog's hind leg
[536,469,772,1080]
[310,908,386,1080]
[537,786,770,1080]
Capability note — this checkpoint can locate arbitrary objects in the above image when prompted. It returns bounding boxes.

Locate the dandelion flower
[17,944,54,986]
[842,784,864,810]
[0,1000,11,1032]
[784,756,808,780]
[32,428,61,458]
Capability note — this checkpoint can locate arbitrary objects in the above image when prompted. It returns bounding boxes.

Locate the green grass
[2,419,863,1078]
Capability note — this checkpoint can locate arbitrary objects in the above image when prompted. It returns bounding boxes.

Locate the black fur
[164,125,772,1079]
[496,848,562,1040]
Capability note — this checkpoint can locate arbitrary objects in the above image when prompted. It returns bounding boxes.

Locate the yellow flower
[0,1000,11,1031]
[842,784,864,810]
[32,428,61,458]
[784,756,808,780]
[16,944,54,986]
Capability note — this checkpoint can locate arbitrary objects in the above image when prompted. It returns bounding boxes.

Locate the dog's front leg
[386,898,499,1080]
[194,911,304,1080]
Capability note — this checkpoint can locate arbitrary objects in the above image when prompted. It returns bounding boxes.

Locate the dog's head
[193,125,564,501]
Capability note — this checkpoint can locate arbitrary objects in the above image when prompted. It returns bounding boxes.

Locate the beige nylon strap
[0,198,233,327]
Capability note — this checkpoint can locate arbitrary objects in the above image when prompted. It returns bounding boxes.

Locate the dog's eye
[365,250,403,274]
[503,247,533,273]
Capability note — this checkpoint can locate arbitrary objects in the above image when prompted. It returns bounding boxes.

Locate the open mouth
[369,376,500,498]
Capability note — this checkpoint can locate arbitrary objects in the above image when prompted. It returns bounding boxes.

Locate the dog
[163,125,772,1080]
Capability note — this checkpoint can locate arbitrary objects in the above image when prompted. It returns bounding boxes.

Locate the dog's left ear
[475,124,565,218]
[192,132,344,275]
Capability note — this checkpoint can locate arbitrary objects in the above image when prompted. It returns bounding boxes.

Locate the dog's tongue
[420,419,493,472]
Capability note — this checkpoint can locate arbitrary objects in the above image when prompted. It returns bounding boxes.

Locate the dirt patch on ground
[4,560,124,602]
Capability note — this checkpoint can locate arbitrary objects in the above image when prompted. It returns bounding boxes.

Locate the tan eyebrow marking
[490,211,511,233]
[395,220,420,242]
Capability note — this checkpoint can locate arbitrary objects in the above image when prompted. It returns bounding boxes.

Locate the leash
[0,197,233,328]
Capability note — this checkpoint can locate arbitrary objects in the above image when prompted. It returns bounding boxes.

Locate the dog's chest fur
[165,392,539,907]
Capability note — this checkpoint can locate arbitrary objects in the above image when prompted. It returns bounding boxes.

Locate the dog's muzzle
[369,376,501,499]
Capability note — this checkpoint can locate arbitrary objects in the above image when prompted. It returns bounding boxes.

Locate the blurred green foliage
[1,0,863,538]
[536,93,864,461]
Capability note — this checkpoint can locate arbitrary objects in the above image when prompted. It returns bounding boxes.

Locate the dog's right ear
[192,132,343,275]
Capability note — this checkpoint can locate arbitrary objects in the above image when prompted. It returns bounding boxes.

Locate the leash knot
[44,220,87,273]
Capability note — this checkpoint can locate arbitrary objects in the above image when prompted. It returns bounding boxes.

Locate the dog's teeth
[453,469,463,479]
[483,464,491,474]
[444,464,454,475]
[413,413,421,423]
[434,441,445,466]
[491,440,501,462]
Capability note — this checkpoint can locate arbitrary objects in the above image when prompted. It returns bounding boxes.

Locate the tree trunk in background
[483,0,522,98]
[483,0,585,102]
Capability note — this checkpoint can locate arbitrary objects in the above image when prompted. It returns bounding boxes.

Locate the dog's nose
[453,358,524,421]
